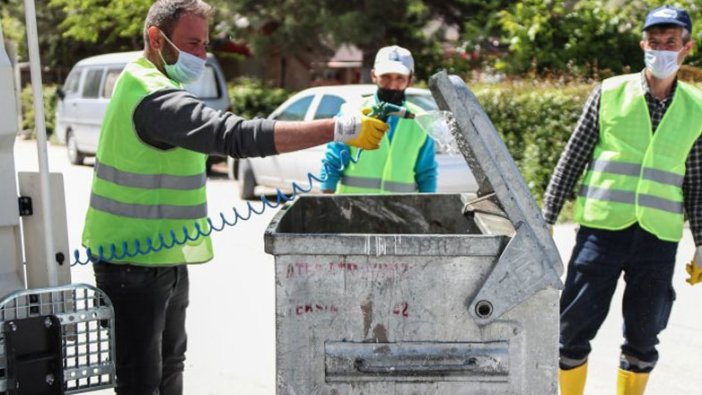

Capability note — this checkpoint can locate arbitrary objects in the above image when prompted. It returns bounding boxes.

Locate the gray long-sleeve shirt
[133,89,278,159]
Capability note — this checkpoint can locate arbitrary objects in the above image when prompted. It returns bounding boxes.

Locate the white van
[55,51,231,165]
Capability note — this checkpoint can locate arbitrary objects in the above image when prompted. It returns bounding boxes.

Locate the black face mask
[377,87,405,105]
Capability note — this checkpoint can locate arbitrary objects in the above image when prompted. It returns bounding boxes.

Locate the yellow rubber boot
[559,362,587,395]
[617,369,650,395]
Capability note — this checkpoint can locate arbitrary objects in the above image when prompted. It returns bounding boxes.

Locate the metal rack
[0,284,115,394]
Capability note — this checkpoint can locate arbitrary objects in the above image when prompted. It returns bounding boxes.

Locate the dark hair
[143,0,212,46]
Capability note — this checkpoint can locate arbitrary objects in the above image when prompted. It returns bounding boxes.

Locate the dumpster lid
[429,71,563,323]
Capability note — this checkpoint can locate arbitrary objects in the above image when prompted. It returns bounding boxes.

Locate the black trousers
[94,263,189,395]
[559,224,677,372]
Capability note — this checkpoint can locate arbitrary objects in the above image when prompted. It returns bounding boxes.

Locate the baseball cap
[643,5,692,33]
[373,45,414,76]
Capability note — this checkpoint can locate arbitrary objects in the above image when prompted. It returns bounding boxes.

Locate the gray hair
[143,0,212,46]
[642,27,692,44]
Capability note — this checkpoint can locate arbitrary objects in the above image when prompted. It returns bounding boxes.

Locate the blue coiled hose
[71,148,362,266]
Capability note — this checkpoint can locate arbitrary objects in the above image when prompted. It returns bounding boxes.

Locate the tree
[49,0,151,49]
[2,0,151,73]
[1,0,81,70]
[493,0,702,78]
[219,0,476,82]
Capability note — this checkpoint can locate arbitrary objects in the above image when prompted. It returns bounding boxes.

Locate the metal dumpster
[264,72,563,394]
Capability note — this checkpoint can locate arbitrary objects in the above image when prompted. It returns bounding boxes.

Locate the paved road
[12,138,702,394]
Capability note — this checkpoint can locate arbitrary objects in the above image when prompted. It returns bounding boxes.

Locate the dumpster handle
[354,355,500,375]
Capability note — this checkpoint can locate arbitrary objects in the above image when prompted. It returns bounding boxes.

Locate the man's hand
[686,246,702,286]
[334,109,389,150]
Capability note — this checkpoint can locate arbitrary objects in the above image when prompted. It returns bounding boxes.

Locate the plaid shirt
[542,71,702,245]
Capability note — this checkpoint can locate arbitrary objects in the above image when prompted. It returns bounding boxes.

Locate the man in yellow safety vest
[542,5,702,395]
[81,1,389,393]
[320,45,437,194]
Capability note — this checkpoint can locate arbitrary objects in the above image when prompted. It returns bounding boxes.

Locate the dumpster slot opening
[278,195,485,234]
[325,341,509,383]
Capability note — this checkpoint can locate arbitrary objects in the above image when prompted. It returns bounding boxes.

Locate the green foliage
[605,0,702,68]
[495,0,641,78]
[219,0,473,82]
[6,0,702,83]
[492,0,702,78]
[1,6,26,57]
[473,81,593,204]
[1,0,83,68]
[227,77,289,119]
[49,0,151,47]
[21,83,58,139]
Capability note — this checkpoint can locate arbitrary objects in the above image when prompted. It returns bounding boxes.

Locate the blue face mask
[644,49,681,79]
[159,31,206,84]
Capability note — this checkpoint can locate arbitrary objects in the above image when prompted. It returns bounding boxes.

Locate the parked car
[227,84,477,199]
[55,51,231,165]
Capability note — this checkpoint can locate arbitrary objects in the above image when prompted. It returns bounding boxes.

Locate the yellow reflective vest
[82,57,213,265]
[575,73,702,242]
[337,98,427,194]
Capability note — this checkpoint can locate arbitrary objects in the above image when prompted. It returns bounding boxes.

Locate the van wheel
[66,131,85,165]
[238,159,256,200]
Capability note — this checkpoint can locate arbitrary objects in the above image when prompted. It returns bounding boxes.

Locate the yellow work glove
[686,246,702,286]
[333,108,389,150]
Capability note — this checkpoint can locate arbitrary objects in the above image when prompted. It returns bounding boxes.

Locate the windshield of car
[274,95,314,121]
[314,95,346,119]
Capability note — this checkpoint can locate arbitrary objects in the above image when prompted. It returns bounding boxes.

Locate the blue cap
[643,6,692,33]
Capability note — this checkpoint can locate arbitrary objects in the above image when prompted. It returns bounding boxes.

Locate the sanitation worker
[80,0,388,393]
[319,45,438,193]
[542,5,702,395]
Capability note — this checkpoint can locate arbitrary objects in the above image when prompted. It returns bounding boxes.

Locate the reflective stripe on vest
[575,74,702,242]
[588,159,685,187]
[337,98,426,194]
[82,57,213,265]
[95,159,207,190]
[340,175,416,192]
[578,185,683,214]
[90,194,208,220]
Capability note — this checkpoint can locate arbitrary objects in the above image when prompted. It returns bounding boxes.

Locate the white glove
[333,109,388,150]
[333,114,362,141]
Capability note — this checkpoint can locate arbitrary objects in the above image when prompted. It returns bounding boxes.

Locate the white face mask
[644,49,682,79]
[159,31,206,84]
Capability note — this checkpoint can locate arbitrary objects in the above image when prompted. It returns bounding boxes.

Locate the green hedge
[472,82,594,207]
[227,77,289,120]
[20,83,58,139]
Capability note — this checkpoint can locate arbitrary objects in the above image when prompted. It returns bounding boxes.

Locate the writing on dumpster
[292,301,410,317]
[392,302,409,317]
[295,303,339,315]
[285,262,410,279]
